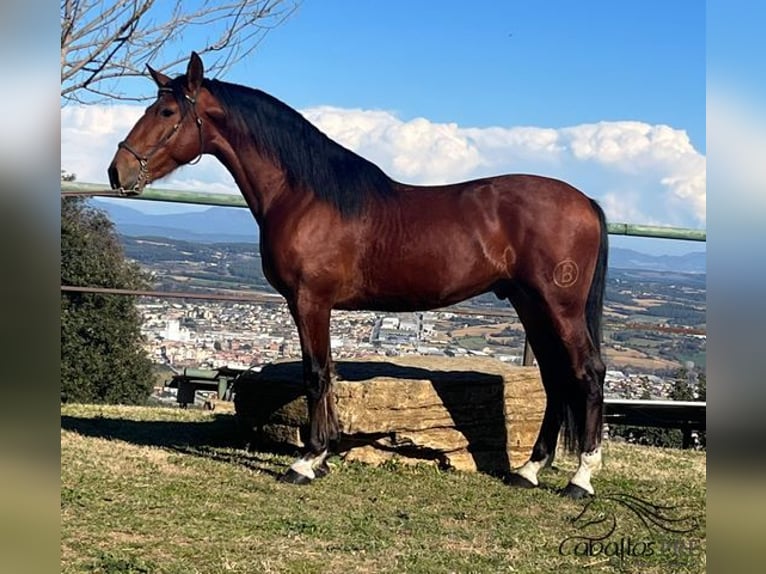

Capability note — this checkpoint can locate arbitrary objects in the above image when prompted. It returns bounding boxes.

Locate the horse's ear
[186,51,204,94]
[147,64,171,88]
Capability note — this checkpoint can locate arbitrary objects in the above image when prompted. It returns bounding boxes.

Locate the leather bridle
[117,86,204,191]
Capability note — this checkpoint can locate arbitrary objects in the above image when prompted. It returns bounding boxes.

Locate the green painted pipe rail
[606,222,705,242]
[61,181,249,208]
[61,181,707,242]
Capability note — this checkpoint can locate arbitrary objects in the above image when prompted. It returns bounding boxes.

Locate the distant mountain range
[95,200,706,274]
[95,200,261,244]
[607,249,705,274]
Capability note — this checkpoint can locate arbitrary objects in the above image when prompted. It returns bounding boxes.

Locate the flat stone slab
[234,355,545,474]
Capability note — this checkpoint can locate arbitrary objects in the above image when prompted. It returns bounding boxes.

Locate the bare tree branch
[61,0,300,104]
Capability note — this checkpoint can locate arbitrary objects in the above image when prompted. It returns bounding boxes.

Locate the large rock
[234,355,545,474]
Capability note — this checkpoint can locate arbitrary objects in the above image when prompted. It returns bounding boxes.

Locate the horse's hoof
[560,483,593,500]
[313,460,331,479]
[505,473,537,489]
[279,468,313,485]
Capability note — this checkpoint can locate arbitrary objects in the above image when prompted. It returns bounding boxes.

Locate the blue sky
[237,1,705,151]
[62,1,706,256]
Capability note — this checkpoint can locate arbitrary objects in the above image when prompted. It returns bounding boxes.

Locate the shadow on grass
[63,360,520,480]
[60,412,289,478]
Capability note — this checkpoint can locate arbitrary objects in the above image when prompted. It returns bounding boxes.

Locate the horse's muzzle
[108,156,144,195]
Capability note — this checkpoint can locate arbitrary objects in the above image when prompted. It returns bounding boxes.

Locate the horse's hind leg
[505,283,606,497]
[542,302,606,498]
[280,297,339,484]
[559,339,605,499]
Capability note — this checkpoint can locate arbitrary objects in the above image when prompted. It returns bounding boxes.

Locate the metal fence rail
[604,399,706,430]
[604,398,706,448]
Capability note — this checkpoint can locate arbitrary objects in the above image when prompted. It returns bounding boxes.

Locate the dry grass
[632,298,666,307]
[604,347,681,371]
[62,403,706,573]
[450,322,518,338]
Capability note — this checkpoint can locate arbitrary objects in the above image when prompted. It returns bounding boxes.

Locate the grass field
[61,404,706,573]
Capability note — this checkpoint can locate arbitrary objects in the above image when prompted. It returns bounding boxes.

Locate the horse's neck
[211,135,286,224]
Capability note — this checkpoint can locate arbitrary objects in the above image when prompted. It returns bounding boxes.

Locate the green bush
[61,198,153,404]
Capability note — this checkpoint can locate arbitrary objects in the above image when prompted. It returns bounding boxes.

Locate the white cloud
[302,107,484,184]
[560,122,706,223]
[61,103,706,227]
[602,190,655,225]
[61,105,138,185]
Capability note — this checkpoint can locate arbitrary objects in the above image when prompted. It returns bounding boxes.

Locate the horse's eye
[160,108,175,118]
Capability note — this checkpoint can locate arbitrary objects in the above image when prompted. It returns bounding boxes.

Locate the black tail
[561,199,608,453]
[585,199,608,354]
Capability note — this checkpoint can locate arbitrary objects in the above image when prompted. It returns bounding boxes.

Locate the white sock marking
[289,450,329,480]
[289,457,315,480]
[513,455,549,486]
[569,447,602,494]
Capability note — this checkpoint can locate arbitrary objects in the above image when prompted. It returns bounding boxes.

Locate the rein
[117,86,205,191]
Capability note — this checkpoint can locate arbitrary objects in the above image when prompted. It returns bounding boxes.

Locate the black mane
[184,77,396,216]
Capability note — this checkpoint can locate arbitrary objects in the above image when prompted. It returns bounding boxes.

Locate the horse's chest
[259,241,292,293]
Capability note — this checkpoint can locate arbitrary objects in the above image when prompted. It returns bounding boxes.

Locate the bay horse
[109,52,608,499]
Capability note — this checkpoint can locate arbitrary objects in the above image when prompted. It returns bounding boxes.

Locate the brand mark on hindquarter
[553,259,579,288]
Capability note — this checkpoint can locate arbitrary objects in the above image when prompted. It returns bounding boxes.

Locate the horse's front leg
[280,298,338,484]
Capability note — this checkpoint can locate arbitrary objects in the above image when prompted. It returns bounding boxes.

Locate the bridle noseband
[117,86,205,193]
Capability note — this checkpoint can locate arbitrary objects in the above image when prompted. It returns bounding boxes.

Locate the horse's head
[108,52,223,193]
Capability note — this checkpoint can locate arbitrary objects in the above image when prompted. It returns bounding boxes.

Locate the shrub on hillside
[61,198,153,404]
